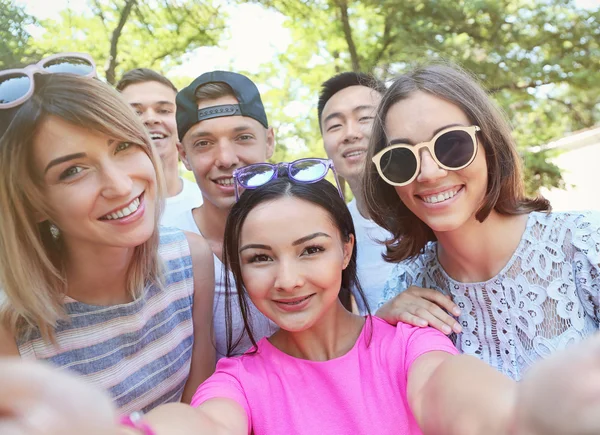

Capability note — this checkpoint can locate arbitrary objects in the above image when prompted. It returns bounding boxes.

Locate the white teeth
[215,178,234,186]
[102,197,141,220]
[150,133,166,140]
[345,150,365,158]
[422,188,460,204]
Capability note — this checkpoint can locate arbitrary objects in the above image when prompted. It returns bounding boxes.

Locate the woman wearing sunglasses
[101,173,600,435]
[0,54,216,413]
[363,63,600,381]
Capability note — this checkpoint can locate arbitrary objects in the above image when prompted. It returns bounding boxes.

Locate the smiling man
[116,68,203,226]
[173,71,278,359]
[318,72,395,313]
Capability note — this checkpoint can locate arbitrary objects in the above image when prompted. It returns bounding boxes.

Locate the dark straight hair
[317,71,387,130]
[222,177,371,356]
[362,62,550,263]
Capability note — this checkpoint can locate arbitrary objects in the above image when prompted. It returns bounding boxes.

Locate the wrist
[119,411,156,435]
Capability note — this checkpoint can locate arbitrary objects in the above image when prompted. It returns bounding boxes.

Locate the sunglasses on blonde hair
[0,53,96,109]
[372,125,481,186]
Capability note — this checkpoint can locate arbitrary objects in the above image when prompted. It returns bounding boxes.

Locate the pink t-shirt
[191,316,458,434]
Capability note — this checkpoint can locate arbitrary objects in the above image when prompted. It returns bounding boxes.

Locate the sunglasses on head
[372,125,481,187]
[0,53,96,109]
[232,158,343,201]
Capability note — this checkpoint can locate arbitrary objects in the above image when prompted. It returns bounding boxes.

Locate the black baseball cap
[176,71,269,141]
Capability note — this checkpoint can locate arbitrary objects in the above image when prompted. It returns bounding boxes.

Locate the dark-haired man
[319,73,462,335]
[173,71,277,359]
[116,68,203,226]
[318,72,395,313]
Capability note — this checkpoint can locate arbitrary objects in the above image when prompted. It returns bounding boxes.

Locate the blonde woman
[0,54,216,414]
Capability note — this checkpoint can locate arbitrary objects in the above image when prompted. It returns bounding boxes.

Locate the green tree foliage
[0,0,40,68]
[30,0,226,83]
[248,0,600,194]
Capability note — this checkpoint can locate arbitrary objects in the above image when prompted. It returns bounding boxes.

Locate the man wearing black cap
[173,71,277,359]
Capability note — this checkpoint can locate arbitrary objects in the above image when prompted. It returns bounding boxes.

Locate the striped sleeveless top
[17,227,195,414]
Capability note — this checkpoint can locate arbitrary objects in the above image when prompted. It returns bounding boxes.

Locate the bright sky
[16,0,292,79]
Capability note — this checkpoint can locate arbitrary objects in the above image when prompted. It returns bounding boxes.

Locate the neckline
[63,281,151,309]
[256,316,371,364]
[432,212,537,286]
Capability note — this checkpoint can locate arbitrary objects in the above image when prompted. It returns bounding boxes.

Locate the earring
[49,223,60,240]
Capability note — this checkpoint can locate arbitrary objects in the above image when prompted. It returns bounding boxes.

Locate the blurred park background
[2,0,599,209]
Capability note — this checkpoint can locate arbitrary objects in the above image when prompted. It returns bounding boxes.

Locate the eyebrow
[323,105,376,125]
[239,232,331,253]
[389,123,466,146]
[44,153,86,174]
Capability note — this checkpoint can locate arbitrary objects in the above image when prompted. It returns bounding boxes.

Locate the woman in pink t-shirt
[127,172,600,435]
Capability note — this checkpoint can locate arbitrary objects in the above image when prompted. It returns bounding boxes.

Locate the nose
[100,162,134,199]
[343,120,364,144]
[215,140,240,169]
[141,108,159,126]
[273,258,304,293]
[416,149,447,184]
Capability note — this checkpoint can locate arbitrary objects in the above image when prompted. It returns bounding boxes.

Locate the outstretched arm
[138,399,247,435]
[408,352,515,435]
[408,333,600,435]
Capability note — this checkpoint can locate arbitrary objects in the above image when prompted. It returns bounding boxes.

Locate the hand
[376,286,462,335]
[513,333,600,435]
[0,358,117,435]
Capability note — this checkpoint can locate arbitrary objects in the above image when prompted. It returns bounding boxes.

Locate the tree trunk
[336,0,360,72]
[105,0,137,84]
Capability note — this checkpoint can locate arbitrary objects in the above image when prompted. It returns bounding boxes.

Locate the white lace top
[381,211,600,381]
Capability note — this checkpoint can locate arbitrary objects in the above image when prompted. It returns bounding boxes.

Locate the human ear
[342,233,354,270]
[177,141,192,171]
[265,127,275,160]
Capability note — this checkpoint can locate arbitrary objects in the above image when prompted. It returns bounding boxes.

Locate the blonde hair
[0,74,165,342]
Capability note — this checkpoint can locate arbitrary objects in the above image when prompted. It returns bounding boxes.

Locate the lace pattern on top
[381,211,600,381]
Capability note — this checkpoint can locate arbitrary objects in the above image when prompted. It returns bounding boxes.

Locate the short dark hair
[222,177,371,356]
[317,72,386,128]
[115,68,177,93]
[362,63,550,263]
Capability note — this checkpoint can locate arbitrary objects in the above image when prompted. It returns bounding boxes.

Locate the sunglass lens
[0,73,31,104]
[379,147,417,185]
[434,130,475,168]
[43,56,94,76]
[290,160,327,182]
[238,164,275,188]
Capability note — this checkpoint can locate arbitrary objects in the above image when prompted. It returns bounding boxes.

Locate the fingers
[413,305,462,335]
[407,286,461,316]
[377,287,462,335]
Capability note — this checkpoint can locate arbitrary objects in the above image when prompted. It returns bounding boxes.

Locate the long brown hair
[363,63,550,263]
[0,74,165,341]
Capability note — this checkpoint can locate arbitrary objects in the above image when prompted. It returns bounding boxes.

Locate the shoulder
[371,316,458,367]
[530,211,600,259]
[184,231,213,265]
[158,225,188,246]
[383,244,437,293]
[528,210,600,233]
[185,231,215,299]
[157,226,193,264]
